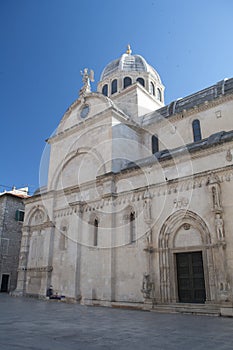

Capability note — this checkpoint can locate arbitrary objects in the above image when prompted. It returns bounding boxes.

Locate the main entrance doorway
[176,252,206,303]
[0,274,9,292]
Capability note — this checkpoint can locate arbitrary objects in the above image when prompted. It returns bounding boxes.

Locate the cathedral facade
[15,47,233,316]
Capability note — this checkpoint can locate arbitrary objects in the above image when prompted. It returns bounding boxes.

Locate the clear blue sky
[1,0,233,194]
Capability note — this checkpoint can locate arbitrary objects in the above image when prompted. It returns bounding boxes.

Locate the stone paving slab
[0,294,233,350]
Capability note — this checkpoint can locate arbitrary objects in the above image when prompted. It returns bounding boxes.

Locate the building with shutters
[0,187,28,293]
[15,46,233,316]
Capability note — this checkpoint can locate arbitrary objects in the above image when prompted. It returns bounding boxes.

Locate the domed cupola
[97,45,165,111]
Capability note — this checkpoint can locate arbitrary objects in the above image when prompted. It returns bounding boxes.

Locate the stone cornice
[188,140,233,161]
[120,135,233,171]
[142,92,233,126]
[26,221,55,232]
[47,104,133,145]
[118,165,233,203]
[54,206,77,218]
[51,166,233,215]
[174,93,233,121]
[47,107,114,144]
[25,190,55,203]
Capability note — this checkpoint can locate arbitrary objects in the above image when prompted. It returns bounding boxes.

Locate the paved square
[0,294,233,349]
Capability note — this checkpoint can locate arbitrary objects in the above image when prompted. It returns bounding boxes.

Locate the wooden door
[176,252,206,303]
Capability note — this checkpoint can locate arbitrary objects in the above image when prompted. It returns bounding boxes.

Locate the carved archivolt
[159,210,211,249]
[158,210,212,303]
[26,205,49,227]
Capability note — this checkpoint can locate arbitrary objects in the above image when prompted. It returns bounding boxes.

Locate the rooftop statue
[79,68,95,96]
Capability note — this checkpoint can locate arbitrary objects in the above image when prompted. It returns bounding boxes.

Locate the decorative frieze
[26,266,53,272]
[51,167,233,219]
[173,197,189,208]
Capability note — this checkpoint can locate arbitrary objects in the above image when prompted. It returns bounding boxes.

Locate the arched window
[152,135,159,154]
[157,88,162,101]
[59,226,67,251]
[136,77,145,87]
[149,82,155,95]
[192,119,202,142]
[123,76,132,89]
[130,212,136,243]
[102,84,108,96]
[94,219,98,247]
[111,79,117,94]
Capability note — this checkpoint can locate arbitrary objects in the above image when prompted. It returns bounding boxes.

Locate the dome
[100,47,162,83]
[98,46,165,108]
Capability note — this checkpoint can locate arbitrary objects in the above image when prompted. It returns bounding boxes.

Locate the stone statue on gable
[79,68,94,96]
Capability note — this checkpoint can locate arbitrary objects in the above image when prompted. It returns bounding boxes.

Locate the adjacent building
[15,46,233,316]
[0,187,28,292]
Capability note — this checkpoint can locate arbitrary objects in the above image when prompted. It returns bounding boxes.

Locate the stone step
[152,303,221,316]
[111,301,144,310]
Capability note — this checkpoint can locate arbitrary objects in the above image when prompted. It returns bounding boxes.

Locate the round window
[80,105,90,118]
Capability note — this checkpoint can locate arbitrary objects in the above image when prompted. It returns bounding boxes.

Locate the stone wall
[0,195,24,292]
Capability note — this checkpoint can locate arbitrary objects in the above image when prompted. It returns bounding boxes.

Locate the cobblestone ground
[1,294,233,350]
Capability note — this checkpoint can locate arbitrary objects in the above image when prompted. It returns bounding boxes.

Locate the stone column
[207,173,230,303]
[142,189,155,308]
[110,193,117,302]
[44,222,55,296]
[12,226,30,296]
[74,203,83,302]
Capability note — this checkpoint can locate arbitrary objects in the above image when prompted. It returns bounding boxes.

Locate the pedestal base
[143,298,153,311]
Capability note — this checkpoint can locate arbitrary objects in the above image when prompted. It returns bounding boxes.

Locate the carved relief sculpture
[212,186,221,211]
[141,273,152,299]
[207,173,222,212]
[143,199,152,223]
[143,189,152,223]
[215,213,225,241]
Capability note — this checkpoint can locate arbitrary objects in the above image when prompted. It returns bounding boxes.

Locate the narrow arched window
[149,82,155,95]
[152,135,159,154]
[192,119,202,142]
[59,226,67,251]
[136,77,145,87]
[94,219,98,247]
[157,88,162,101]
[130,212,136,243]
[111,79,117,94]
[124,77,132,89]
[102,84,108,96]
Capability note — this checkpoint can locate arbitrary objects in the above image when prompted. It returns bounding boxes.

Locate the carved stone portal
[158,210,215,304]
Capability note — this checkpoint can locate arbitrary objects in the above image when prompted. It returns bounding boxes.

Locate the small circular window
[80,105,90,118]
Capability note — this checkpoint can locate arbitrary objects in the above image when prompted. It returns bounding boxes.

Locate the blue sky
[1,0,233,194]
